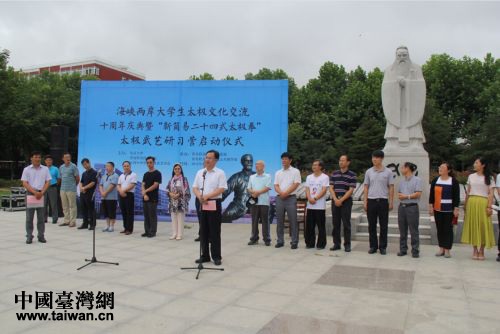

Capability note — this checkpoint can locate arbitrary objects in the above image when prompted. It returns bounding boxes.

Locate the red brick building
[20,58,145,80]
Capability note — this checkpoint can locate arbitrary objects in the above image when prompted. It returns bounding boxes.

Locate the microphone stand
[77,169,119,270]
[181,170,224,279]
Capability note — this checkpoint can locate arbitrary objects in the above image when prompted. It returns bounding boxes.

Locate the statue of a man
[221,154,255,222]
[382,46,426,152]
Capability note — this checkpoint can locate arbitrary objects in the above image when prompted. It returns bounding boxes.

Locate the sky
[1,0,499,86]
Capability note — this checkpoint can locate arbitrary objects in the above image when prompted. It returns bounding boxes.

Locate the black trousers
[434,211,454,250]
[332,198,352,248]
[250,205,270,243]
[195,197,201,237]
[367,198,389,250]
[200,200,222,261]
[305,209,326,248]
[119,192,135,232]
[80,192,95,228]
[143,201,158,236]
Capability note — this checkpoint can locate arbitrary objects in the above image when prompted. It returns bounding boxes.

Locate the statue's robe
[382,63,426,145]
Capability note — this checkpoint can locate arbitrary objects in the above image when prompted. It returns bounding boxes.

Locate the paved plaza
[1,210,499,334]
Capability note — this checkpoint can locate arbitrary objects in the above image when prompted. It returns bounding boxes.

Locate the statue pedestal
[383,147,429,212]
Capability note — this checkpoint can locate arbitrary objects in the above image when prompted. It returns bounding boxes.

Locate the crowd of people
[20,149,500,264]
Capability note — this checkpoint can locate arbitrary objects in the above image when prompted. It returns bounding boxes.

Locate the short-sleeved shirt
[143,170,162,202]
[305,173,330,210]
[118,172,138,193]
[363,166,395,199]
[330,169,357,198]
[274,166,301,196]
[81,168,98,193]
[247,173,272,206]
[47,166,60,186]
[100,172,118,200]
[398,175,423,204]
[21,164,51,191]
[193,167,227,199]
[467,173,494,198]
[59,163,79,192]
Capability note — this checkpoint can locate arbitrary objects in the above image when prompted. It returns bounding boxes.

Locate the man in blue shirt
[329,154,357,252]
[247,160,272,246]
[59,153,80,227]
[44,155,60,224]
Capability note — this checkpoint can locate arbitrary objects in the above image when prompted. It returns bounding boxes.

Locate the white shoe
[176,236,183,240]
[169,235,177,240]
[102,227,109,232]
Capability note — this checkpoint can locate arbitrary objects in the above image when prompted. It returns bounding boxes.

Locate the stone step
[357,222,431,235]
[353,232,432,245]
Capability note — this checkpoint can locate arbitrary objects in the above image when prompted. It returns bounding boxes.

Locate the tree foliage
[0,49,97,161]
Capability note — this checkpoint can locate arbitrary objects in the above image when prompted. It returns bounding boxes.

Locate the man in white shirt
[274,152,302,249]
[305,160,329,249]
[193,150,228,265]
[117,161,137,235]
[21,151,51,244]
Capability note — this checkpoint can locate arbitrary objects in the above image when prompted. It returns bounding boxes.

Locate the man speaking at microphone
[193,150,228,266]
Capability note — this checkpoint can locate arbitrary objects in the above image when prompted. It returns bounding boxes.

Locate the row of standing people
[248,151,499,261]
[21,152,191,242]
[21,150,500,263]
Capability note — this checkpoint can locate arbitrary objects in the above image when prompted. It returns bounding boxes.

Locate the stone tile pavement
[0,211,499,333]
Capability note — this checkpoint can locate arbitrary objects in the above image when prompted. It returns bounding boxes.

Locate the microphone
[202,169,207,178]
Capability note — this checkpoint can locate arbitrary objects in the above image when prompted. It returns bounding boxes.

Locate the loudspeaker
[50,125,69,167]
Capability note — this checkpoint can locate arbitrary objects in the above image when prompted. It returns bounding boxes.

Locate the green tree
[189,73,215,80]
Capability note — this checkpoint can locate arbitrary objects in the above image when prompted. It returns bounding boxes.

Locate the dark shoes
[379,249,387,255]
[291,244,298,250]
[195,258,211,264]
[27,237,46,244]
[248,240,258,246]
[120,230,127,233]
[275,243,284,248]
[194,237,200,242]
[265,241,271,246]
[368,248,377,254]
[141,233,148,237]
[59,223,69,226]
[412,253,420,258]
[147,234,156,238]
[214,259,222,266]
[330,245,341,251]
[77,225,88,230]
[125,231,132,235]
[344,247,351,252]
[88,226,95,230]
[306,246,315,249]
[397,251,407,257]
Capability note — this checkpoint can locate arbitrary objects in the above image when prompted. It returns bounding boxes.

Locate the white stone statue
[382,46,426,152]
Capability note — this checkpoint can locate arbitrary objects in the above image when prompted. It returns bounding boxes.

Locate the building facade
[20,58,145,80]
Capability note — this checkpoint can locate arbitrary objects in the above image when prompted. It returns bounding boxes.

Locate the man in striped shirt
[329,155,357,252]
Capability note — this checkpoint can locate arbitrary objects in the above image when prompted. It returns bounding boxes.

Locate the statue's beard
[394,61,410,77]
